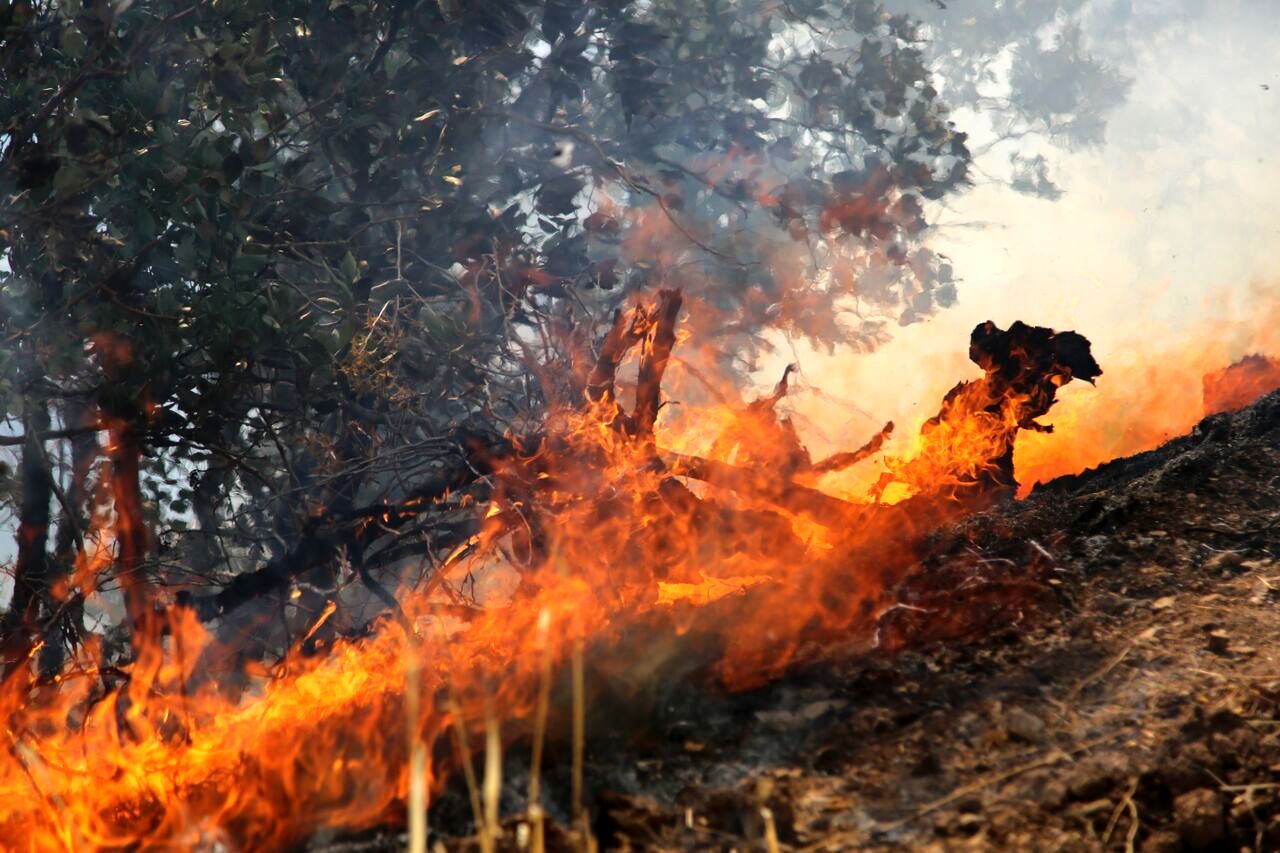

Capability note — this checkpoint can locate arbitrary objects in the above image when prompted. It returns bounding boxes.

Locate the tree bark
[0,400,53,675]
[632,289,682,437]
[585,306,646,407]
[106,417,152,637]
[42,399,98,675]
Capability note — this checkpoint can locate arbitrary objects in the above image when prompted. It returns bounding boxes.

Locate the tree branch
[810,421,894,474]
[661,449,861,525]
[0,425,102,447]
[632,289,682,437]
[585,306,646,406]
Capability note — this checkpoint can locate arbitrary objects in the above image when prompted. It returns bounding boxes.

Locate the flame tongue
[0,300,1102,848]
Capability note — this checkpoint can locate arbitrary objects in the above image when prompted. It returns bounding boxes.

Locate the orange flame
[3,292,1274,849]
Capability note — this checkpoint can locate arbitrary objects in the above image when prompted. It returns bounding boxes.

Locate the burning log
[704,363,813,474]
[695,362,894,480]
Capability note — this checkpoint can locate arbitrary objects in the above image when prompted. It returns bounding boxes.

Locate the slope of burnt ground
[575,390,1280,851]
[316,390,1280,852]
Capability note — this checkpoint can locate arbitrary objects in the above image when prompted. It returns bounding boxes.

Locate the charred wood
[177,429,506,621]
[631,289,683,437]
[584,306,646,408]
[661,450,862,525]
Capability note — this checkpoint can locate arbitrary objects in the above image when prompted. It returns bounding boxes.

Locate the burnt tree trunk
[107,417,152,638]
[0,399,52,677]
[632,289,682,437]
[41,398,98,676]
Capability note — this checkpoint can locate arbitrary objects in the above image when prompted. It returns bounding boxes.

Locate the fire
[655,572,773,606]
[1013,295,1280,491]
[8,286,1258,849]
[1203,354,1280,416]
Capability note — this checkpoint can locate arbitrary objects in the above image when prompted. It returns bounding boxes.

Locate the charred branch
[756,363,796,411]
[631,289,683,438]
[178,429,506,621]
[661,450,861,524]
[810,421,895,474]
[106,418,152,636]
[0,424,101,446]
[585,307,646,407]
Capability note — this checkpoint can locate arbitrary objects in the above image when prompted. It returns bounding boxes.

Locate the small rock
[1037,779,1068,810]
[1004,707,1047,744]
[1082,535,1112,562]
[1152,595,1176,610]
[1141,829,1181,853]
[753,699,847,728]
[987,808,1019,835]
[1066,755,1125,801]
[1204,551,1245,574]
[1173,788,1224,850]
[1205,629,1231,655]
[1158,743,1216,795]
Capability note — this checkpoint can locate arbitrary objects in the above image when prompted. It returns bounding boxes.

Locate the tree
[903,0,1132,199]
[0,0,973,669]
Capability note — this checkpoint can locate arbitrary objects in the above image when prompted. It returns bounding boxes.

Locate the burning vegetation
[1,280,1274,849]
[2,1,1279,850]
[1204,354,1280,417]
[0,289,1115,848]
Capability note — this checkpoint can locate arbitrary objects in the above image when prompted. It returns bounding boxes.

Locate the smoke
[755,0,1280,487]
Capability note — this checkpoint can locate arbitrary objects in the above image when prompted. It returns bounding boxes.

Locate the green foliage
[0,0,975,597]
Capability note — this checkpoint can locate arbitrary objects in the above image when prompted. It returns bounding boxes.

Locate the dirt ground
[318,391,1280,852]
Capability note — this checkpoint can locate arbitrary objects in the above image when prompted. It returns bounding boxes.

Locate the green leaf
[134,208,158,244]
[231,253,270,275]
[51,163,83,198]
[60,24,85,60]
[339,251,358,284]
[175,233,198,268]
